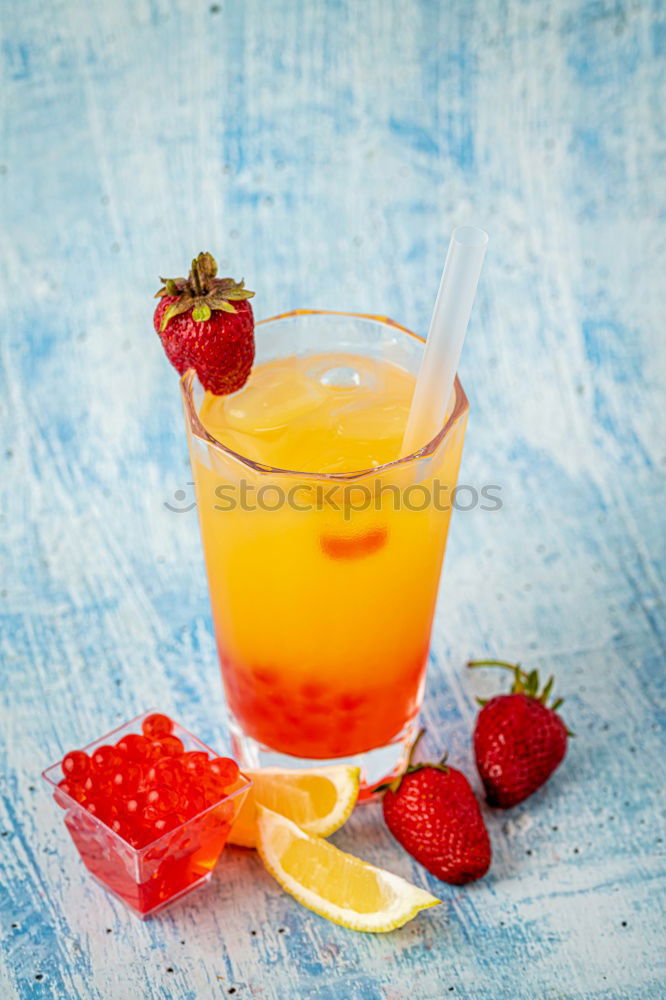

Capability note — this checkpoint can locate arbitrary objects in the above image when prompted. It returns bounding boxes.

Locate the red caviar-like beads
[91,745,122,772]
[110,762,142,795]
[55,715,241,851]
[116,733,156,763]
[154,735,185,757]
[142,713,173,740]
[146,758,181,786]
[62,751,90,779]
[181,751,208,778]
[56,778,86,805]
[146,785,181,814]
[208,757,240,785]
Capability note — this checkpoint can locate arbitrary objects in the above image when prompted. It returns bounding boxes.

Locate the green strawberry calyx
[380,728,449,795]
[467,659,565,713]
[155,252,254,332]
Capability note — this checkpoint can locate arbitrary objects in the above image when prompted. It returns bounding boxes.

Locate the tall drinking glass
[181,311,468,795]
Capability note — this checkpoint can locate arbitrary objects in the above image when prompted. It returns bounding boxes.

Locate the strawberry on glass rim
[154,251,255,395]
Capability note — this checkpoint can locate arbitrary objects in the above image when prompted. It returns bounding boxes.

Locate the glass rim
[180,309,469,481]
[41,710,252,857]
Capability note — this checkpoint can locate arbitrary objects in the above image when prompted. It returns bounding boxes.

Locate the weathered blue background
[1,1,665,997]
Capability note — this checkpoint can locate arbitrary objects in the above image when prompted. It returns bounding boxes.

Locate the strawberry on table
[154,251,255,395]
[382,732,491,885]
[468,659,570,808]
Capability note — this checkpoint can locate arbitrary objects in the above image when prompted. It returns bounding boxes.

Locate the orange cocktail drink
[182,311,468,790]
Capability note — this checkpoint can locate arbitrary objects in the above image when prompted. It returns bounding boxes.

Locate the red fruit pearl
[142,713,173,739]
[110,763,142,796]
[146,758,183,787]
[116,734,155,763]
[56,779,86,806]
[208,757,239,786]
[146,785,181,814]
[91,745,123,772]
[62,751,90,780]
[181,751,208,778]
[153,735,184,757]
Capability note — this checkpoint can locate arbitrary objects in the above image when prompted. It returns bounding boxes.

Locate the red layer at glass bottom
[221,655,427,759]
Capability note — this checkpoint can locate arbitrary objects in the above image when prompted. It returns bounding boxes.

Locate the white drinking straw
[402,226,488,455]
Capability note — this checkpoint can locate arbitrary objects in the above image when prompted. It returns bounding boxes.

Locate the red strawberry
[382,733,491,885]
[153,251,255,395]
[469,660,569,808]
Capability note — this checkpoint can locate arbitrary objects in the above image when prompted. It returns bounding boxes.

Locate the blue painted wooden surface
[1,0,665,997]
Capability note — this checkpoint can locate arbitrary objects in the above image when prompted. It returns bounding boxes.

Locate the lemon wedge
[229,765,360,847]
[256,807,440,932]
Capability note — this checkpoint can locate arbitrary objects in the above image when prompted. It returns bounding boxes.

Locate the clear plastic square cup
[42,713,251,918]
[182,311,468,796]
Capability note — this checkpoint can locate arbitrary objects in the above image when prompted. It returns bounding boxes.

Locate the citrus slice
[256,806,440,932]
[229,765,360,847]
